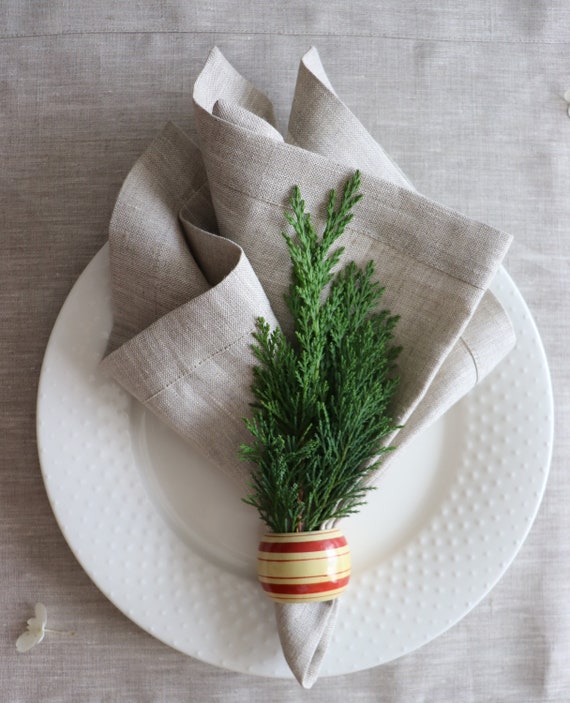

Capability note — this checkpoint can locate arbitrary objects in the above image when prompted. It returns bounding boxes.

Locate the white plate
[36,246,553,678]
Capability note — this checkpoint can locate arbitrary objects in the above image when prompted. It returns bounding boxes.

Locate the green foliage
[240,171,402,533]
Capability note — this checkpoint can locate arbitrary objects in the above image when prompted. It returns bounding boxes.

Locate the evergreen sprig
[240,171,402,533]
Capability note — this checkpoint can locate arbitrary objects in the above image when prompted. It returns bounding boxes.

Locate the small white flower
[16,603,75,653]
[16,603,48,653]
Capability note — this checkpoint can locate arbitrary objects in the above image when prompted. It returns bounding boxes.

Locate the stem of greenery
[240,171,402,533]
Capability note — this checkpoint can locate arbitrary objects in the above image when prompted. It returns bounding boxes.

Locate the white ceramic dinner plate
[36,246,553,678]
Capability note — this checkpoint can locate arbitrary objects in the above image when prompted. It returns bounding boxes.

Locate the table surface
[2,3,569,701]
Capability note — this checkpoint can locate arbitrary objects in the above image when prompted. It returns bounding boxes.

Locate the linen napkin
[101,47,515,687]
[101,124,278,490]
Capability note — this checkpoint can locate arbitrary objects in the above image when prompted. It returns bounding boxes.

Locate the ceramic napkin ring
[257,528,351,603]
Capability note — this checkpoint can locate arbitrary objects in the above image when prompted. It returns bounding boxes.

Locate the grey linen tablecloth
[1,2,569,701]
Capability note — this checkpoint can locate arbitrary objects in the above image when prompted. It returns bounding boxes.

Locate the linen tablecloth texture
[5,3,569,701]
[100,47,514,687]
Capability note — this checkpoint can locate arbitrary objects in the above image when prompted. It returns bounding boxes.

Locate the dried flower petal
[16,603,47,653]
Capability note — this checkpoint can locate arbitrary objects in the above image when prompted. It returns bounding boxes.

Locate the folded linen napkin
[101,47,515,687]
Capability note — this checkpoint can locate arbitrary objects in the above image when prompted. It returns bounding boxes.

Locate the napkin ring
[257,528,351,603]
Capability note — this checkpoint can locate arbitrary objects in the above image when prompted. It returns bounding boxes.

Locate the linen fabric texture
[100,47,515,687]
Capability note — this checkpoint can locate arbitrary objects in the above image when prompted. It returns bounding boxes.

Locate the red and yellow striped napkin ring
[257,528,351,603]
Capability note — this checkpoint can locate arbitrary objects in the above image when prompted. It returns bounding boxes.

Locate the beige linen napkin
[101,47,515,687]
[101,123,279,491]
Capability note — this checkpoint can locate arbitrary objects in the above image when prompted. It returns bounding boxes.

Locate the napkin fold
[101,47,515,687]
